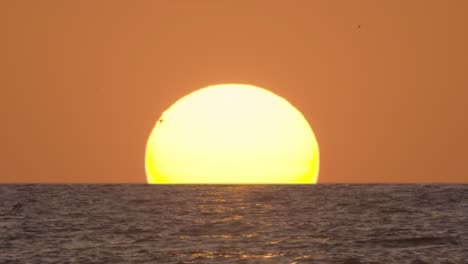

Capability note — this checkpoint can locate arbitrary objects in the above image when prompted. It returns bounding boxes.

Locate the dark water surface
[0,185,467,263]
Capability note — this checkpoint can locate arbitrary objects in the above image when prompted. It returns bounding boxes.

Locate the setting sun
[145,84,319,184]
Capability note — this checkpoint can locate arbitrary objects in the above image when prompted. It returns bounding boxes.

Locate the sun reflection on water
[188,251,286,260]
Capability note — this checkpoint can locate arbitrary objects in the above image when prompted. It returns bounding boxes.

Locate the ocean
[0,184,466,263]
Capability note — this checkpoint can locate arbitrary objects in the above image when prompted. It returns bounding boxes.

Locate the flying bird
[5,202,23,215]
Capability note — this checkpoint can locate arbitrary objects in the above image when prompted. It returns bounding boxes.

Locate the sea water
[0,184,466,263]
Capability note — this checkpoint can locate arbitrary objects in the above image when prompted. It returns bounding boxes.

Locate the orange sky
[1,0,467,183]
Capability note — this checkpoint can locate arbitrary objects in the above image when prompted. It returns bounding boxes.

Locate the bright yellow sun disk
[145,84,319,184]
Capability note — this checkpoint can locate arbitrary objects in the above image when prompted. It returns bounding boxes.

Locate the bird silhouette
[5,202,24,215]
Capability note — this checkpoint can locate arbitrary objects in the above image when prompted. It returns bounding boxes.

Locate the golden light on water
[145,84,319,184]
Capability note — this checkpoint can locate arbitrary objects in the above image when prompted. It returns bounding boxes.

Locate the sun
[145,84,319,184]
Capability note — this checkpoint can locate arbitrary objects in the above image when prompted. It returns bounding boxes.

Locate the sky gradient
[1,0,467,183]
